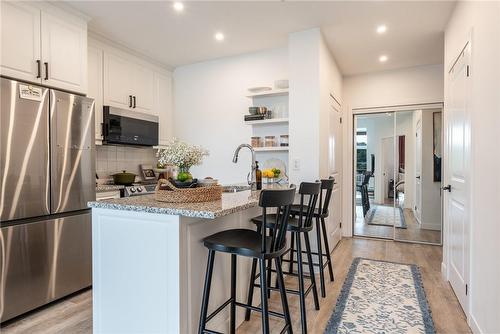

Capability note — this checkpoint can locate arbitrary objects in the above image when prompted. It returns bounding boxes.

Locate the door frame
[350,104,444,244]
[442,38,473,321]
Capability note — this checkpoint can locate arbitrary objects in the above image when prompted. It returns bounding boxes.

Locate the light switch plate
[292,158,300,171]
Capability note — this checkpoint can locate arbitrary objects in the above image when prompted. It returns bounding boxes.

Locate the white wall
[173,48,288,184]
[288,29,321,184]
[343,64,444,109]
[288,28,343,184]
[444,2,500,333]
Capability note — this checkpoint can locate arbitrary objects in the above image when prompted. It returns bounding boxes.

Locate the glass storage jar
[251,136,262,147]
[265,136,276,147]
[280,135,289,147]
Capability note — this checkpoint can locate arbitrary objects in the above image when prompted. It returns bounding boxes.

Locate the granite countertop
[88,183,290,219]
[95,184,125,192]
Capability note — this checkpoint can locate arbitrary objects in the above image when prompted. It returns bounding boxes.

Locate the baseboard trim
[469,313,482,334]
[441,262,447,281]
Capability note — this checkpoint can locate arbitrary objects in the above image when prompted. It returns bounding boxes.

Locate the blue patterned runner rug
[325,258,435,334]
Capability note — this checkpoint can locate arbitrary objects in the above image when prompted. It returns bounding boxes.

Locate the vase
[177,166,193,182]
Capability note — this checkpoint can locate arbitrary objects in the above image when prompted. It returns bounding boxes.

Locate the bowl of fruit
[262,168,281,183]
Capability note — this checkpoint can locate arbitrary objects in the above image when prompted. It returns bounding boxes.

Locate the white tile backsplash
[96,145,157,180]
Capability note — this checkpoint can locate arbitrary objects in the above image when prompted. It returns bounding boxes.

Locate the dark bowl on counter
[112,170,137,185]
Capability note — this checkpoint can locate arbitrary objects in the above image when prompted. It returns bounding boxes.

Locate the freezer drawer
[0,212,92,322]
[50,90,95,214]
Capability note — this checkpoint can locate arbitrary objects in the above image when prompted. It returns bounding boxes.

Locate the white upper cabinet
[103,51,155,113]
[133,64,155,113]
[0,2,87,93]
[0,2,41,83]
[88,45,103,144]
[103,52,133,109]
[155,72,173,146]
[41,11,87,94]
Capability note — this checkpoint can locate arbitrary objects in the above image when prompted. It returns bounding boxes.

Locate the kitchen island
[88,186,285,334]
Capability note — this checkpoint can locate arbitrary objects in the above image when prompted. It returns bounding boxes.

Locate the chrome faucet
[232,144,257,190]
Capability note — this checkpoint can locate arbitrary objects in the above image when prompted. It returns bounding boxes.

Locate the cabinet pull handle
[44,62,49,80]
[129,95,133,108]
[133,96,136,108]
[36,60,41,78]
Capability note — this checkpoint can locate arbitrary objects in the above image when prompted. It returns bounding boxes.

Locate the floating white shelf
[246,89,289,98]
[244,118,289,125]
[254,146,289,152]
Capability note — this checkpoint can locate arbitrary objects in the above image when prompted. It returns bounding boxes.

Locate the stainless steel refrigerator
[0,77,95,322]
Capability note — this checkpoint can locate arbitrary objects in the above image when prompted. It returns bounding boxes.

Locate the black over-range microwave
[103,106,159,146]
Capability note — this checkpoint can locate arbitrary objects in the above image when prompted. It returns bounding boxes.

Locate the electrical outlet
[293,158,301,171]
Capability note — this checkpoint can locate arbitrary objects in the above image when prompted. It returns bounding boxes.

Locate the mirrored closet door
[353,109,442,244]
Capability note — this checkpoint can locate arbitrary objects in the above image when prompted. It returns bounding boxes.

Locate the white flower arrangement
[157,139,209,170]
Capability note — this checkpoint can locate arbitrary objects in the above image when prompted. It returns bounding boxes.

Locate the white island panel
[92,208,181,334]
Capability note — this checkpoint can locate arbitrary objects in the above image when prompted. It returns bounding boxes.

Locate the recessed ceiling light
[379,55,388,62]
[214,32,225,41]
[173,2,184,12]
[376,25,387,34]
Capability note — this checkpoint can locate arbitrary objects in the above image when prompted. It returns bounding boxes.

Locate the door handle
[442,185,451,192]
[133,96,136,108]
[36,60,41,78]
[129,95,133,108]
[44,62,49,80]
[416,176,421,179]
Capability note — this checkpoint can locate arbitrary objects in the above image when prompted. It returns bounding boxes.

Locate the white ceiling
[66,1,455,75]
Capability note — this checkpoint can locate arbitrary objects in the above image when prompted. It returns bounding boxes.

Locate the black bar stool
[287,177,335,298]
[198,187,296,334]
[247,182,321,334]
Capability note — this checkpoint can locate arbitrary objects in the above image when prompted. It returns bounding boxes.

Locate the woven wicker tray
[155,179,222,203]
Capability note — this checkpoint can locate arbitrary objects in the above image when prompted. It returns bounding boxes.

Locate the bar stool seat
[203,228,283,259]
[290,205,328,218]
[251,214,311,232]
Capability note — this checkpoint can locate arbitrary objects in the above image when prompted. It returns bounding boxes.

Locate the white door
[0,2,41,84]
[133,64,155,113]
[415,119,422,223]
[88,46,104,144]
[328,98,343,248]
[41,11,87,94]
[155,72,173,146]
[446,43,471,312]
[104,52,134,109]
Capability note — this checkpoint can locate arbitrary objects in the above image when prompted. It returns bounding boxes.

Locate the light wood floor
[1,238,471,334]
[355,204,441,243]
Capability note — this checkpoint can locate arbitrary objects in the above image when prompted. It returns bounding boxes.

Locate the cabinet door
[0,2,41,84]
[88,46,103,144]
[155,73,173,146]
[104,52,133,109]
[41,11,87,94]
[133,64,155,113]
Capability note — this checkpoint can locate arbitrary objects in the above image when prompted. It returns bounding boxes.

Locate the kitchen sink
[222,185,251,193]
